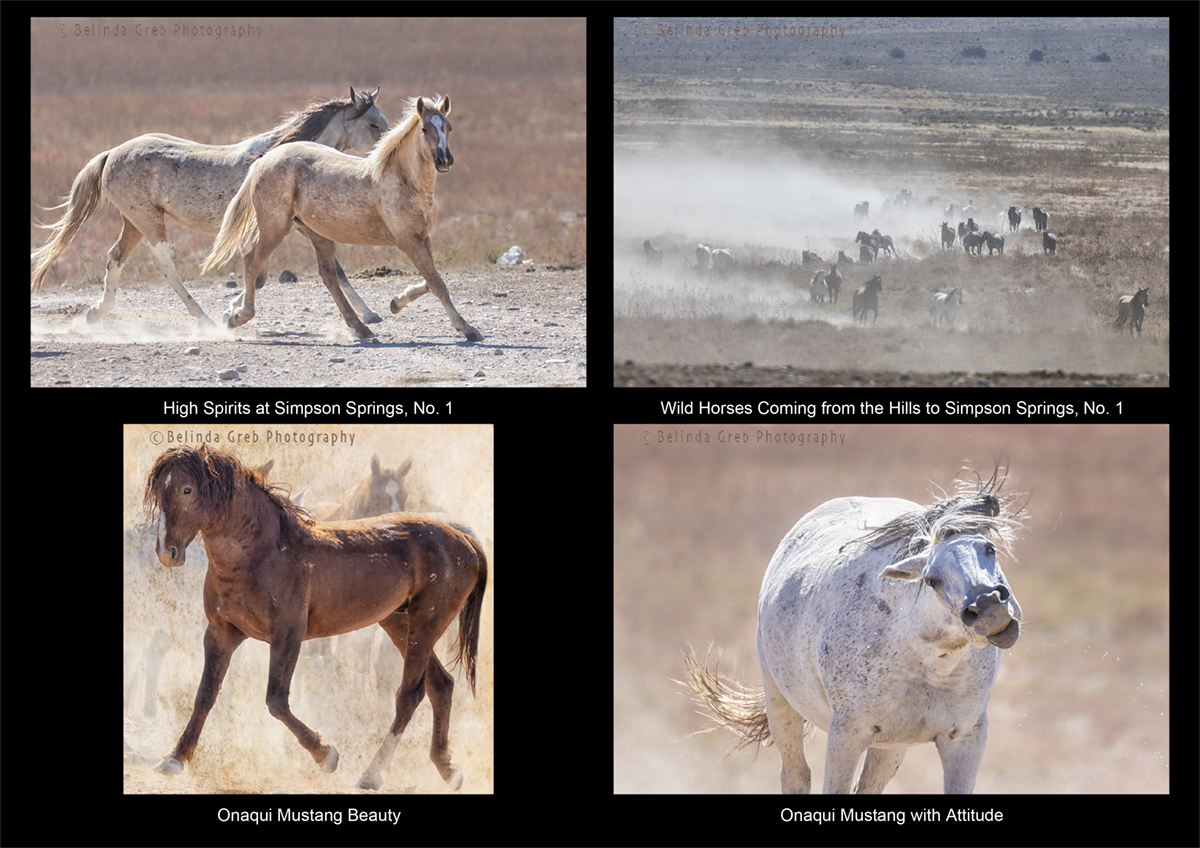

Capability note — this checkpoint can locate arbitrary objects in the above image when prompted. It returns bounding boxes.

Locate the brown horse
[142,444,486,791]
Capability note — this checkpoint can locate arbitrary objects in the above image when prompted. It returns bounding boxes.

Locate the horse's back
[757,497,917,727]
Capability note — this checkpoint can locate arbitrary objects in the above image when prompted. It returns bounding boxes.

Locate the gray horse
[682,473,1023,793]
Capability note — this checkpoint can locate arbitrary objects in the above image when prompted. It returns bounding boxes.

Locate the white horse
[710,248,734,269]
[809,269,828,303]
[929,286,964,327]
[32,89,389,327]
[204,95,481,342]
[682,473,1023,793]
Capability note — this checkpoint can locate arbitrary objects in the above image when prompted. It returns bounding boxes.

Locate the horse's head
[881,533,1022,649]
[345,86,389,153]
[145,445,227,568]
[416,94,453,173]
[152,466,205,567]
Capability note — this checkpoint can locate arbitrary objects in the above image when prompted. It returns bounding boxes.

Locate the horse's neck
[202,487,285,565]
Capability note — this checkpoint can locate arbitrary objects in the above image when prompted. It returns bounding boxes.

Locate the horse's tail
[31,149,111,292]
[449,535,487,698]
[676,642,774,751]
[201,165,260,275]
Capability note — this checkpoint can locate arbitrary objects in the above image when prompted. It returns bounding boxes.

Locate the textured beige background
[124,423,493,794]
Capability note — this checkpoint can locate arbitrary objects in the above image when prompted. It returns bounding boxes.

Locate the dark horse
[142,444,487,791]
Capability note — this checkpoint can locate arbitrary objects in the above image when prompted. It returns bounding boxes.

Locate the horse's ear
[441,94,451,115]
[880,554,926,582]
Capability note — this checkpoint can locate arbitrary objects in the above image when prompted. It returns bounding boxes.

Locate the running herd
[640,197,1153,336]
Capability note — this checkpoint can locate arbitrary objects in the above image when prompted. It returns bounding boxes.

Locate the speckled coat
[757,495,1022,794]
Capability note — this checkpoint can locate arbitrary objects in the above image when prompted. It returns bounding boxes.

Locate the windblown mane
[143,445,313,536]
[260,95,374,151]
[857,466,1023,561]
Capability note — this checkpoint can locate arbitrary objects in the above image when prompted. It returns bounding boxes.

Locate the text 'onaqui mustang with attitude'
[142,444,487,791]
[680,469,1024,793]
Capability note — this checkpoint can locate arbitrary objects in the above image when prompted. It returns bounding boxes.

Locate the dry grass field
[33,18,586,279]
[31,18,586,385]
[614,424,1169,793]
[614,18,1169,387]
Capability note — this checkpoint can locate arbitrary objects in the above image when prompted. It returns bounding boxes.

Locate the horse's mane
[857,465,1024,561]
[259,93,377,151]
[143,445,313,535]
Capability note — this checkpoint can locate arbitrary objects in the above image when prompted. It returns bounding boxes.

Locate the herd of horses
[639,195,1153,335]
[31,88,483,343]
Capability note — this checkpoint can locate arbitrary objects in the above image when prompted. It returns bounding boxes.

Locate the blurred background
[614,424,1168,793]
[32,17,586,280]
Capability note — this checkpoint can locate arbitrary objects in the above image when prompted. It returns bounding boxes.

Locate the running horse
[143,444,487,791]
[32,89,390,327]
[203,94,483,342]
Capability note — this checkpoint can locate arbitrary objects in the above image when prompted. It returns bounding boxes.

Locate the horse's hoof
[357,772,382,791]
[320,746,339,773]
[389,297,404,314]
[446,768,463,791]
[154,757,184,775]
[462,326,484,343]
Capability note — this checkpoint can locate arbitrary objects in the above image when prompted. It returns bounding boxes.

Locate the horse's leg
[388,233,484,342]
[155,622,245,774]
[374,613,463,789]
[226,225,287,330]
[334,256,383,324]
[104,206,215,327]
[228,253,270,316]
[85,216,144,323]
[265,626,338,772]
[358,605,461,791]
[298,226,375,339]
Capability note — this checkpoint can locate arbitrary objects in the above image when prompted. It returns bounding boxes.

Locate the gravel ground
[32,265,587,387]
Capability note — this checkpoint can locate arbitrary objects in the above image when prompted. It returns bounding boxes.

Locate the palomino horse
[143,444,487,791]
[32,89,389,327]
[203,94,482,342]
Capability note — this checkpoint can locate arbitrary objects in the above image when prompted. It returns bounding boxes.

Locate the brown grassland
[32,18,586,296]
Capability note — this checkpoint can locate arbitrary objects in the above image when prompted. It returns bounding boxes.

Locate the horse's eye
[183,487,192,495]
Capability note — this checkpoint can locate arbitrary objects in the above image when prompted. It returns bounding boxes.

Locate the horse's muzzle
[435,150,453,173]
[985,618,1019,649]
[156,539,187,568]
